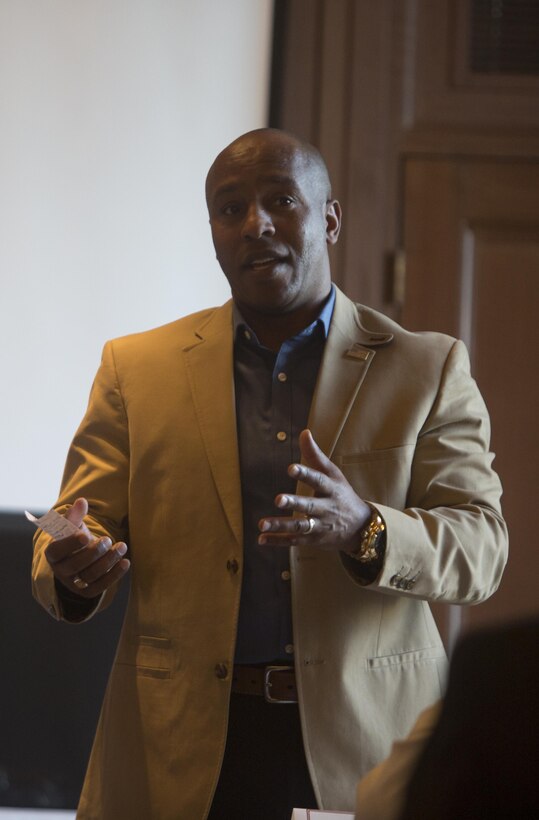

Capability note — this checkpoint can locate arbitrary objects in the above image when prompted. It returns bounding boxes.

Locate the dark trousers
[207,692,318,820]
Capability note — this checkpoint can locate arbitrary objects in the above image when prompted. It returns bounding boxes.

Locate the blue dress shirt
[233,287,336,663]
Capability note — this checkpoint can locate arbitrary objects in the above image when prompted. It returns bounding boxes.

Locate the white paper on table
[291,810,355,819]
[25,508,80,541]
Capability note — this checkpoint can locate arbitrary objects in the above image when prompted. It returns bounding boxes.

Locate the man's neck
[237,303,325,352]
[234,285,334,352]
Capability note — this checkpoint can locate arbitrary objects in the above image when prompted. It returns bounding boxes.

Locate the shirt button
[277,372,287,382]
[244,330,251,340]
[276,431,287,442]
[227,559,239,574]
[281,570,291,581]
[285,644,294,655]
[214,663,228,679]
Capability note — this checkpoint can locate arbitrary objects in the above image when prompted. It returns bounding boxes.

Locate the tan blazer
[32,287,507,819]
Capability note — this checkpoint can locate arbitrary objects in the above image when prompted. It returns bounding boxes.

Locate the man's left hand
[258,429,372,552]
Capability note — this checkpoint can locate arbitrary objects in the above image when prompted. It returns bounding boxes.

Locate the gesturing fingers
[288,430,347,493]
[258,513,323,547]
[45,531,89,564]
[66,543,130,598]
[297,429,343,479]
[48,536,130,598]
[260,429,372,552]
[287,462,331,494]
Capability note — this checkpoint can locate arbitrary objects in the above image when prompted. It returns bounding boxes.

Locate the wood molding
[401,127,539,159]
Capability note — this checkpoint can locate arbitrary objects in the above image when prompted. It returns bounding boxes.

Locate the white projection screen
[0,0,274,511]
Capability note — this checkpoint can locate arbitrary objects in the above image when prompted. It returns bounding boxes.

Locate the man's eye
[221,203,241,216]
[276,196,294,206]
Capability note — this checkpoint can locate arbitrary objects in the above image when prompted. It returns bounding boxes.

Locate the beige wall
[0,0,274,511]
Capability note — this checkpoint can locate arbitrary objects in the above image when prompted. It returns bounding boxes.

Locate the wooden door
[271,0,539,644]
[402,158,539,635]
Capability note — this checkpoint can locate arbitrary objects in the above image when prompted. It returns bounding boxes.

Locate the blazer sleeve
[372,339,508,603]
[32,341,130,622]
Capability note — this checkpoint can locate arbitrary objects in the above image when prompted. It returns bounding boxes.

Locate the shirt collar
[233,284,336,345]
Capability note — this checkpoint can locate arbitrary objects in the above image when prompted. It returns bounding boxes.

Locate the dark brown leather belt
[232,664,298,703]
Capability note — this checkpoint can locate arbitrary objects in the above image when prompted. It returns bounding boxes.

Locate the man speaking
[32,129,508,819]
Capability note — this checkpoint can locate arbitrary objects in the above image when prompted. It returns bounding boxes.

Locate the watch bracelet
[348,508,386,563]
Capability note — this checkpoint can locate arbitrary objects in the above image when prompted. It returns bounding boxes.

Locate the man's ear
[325,199,342,245]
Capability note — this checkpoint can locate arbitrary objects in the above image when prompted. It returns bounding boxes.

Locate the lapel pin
[345,346,370,361]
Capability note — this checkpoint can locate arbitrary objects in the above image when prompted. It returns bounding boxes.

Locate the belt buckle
[264,665,296,704]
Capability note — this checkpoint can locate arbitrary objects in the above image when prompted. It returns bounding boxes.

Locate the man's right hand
[44,497,130,599]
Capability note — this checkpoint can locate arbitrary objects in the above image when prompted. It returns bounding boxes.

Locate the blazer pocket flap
[116,635,174,677]
[367,646,446,669]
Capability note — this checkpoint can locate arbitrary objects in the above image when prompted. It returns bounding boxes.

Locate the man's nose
[242,204,275,239]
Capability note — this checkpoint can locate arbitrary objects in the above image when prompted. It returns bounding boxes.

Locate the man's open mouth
[250,257,279,269]
[243,252,287,270]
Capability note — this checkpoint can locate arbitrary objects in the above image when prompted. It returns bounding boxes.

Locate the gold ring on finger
[73,574,89,590]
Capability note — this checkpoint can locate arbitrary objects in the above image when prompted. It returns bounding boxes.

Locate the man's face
[206,133,340,318]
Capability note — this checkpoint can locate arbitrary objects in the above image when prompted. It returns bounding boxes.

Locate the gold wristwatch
[347,507,386,563]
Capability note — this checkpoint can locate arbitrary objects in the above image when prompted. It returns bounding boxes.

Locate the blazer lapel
[182,289,393,536]
[183,302,243,547]
[307,287,394,462]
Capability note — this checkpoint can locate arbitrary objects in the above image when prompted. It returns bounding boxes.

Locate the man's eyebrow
[212,183,239,199]
[211,175,299,200]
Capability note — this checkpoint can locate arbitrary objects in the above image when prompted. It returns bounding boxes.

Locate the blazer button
[214,663,228,680]
[226,559,239,574]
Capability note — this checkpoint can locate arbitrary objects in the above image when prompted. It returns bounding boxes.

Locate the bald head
[205,128,333,205]
[204,127,341,348]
